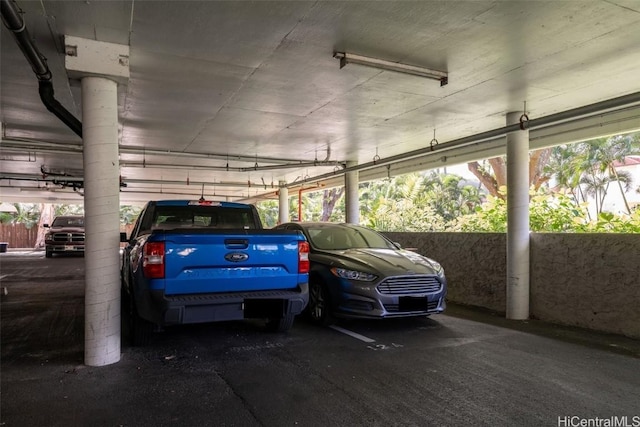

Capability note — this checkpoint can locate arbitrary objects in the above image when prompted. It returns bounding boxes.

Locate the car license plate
[65,245,75,251]
[399,296,429,311]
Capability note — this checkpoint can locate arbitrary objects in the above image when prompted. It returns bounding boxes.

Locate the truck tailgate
[161,232,303,295]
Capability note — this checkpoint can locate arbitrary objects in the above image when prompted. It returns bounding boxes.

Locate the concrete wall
[384,232,640,339]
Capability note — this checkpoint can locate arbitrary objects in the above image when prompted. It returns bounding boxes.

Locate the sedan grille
[377,275,442,295]
[384,300,440,313]
[52,233,85,243]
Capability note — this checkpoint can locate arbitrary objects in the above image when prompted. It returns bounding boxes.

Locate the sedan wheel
[308,280,334,326]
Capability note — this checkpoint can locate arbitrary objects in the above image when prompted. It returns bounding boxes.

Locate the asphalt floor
[1,251,639,426]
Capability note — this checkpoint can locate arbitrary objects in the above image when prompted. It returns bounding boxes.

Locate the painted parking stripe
[329,325,376,343]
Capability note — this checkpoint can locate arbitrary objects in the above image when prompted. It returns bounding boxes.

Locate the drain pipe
[1,0,82,137]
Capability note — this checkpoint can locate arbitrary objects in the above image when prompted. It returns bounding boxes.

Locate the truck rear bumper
[148,284,309,325]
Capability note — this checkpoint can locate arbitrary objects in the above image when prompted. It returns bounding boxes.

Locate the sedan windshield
[305,225,396,250]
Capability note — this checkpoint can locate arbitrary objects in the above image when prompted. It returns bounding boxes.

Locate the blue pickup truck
[121,200,309,345]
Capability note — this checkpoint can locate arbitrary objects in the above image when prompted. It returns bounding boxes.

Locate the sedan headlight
[331,267,377,282]
[430,260,445,277]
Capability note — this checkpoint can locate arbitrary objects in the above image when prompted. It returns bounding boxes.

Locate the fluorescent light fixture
[333,52,448,86]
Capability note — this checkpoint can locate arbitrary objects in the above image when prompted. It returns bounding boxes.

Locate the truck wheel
[45,250,52,258]
[266,312,295,332]
[122,286,154,346]
[131,314,154,346]
[308,279,334,326]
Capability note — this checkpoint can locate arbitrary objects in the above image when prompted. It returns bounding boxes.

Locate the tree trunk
[488,157,507,188]
[529,148,552,190]
[34,204,54,248]
[467,162,501,198]
[610,165,632,214]
[321,187,344,221]
[467,148,552,199]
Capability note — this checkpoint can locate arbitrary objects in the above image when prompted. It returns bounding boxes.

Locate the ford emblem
[225,252,249,262]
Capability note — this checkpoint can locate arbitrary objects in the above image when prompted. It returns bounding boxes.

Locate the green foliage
[454,188,590,232]
[120,205,143,225]
[55,204,84,217]
[255,200,279,228]
[364,172,483,232]
[453,194,508,232]
[528,190,587,232]
[545,132,640,216]
[366,198,446,232]
[0,203,40,228]
[10,131,640,234]
[0,203,143,227]
[452,187,640,233]
[574,209,640,233]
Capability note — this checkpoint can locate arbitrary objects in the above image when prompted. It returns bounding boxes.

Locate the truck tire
[266,311,295,332]
[45,250,52,258]
[122,285,154,346]
[131,313,154,346]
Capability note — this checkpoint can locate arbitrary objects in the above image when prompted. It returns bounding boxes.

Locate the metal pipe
[298,188,303,221]
[38,81,83,137]
[0,0,49,79]
[0,138,339,168]
[1,0,82,137]
[286,91,640,189]
[119,160,340,173]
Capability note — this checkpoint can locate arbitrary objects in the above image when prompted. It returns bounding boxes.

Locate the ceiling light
[333,52,448,86]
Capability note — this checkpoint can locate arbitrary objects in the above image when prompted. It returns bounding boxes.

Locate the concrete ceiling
[2,0,640,205]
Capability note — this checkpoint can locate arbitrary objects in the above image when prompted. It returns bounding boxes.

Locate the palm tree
[545,144,592,219]
[544,133,639,216]
[578,136,637,214]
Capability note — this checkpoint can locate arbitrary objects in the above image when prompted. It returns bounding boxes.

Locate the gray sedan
[274,222,447,325]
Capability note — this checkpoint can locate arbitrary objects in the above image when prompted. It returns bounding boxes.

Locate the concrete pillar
[278,181,289,224]
[345,161,359,224]
[506,112,530,320]
[82,77,121,366]
[65,36,129,366]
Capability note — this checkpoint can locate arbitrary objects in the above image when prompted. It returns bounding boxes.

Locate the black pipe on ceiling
[1,0,83,138]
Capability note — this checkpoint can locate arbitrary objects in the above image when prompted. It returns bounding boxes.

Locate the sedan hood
[317,248,441,276]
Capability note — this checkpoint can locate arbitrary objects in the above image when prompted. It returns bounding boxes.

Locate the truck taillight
[143,242,165,279]
[298,241,310,274]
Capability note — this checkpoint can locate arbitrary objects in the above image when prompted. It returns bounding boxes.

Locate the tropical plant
[55,204,84,217]
[453,193,508,232]
[452,187,592,232]
[421,172,483,222]
[120,205,143,225]
[255,200,280,228]
[254,133,640,234]
[1,203,41,228]
[367,199,446,232]
[544,134,638,216]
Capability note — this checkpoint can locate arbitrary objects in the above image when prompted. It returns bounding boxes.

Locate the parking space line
[329,325,376,343]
